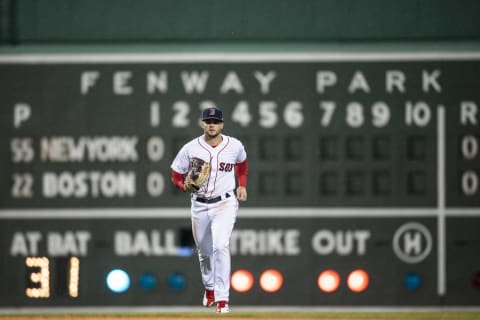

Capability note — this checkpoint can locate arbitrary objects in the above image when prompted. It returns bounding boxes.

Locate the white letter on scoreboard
[81,71,99,95]
[460,101,478,125]
[114,71,133,95]
[316,71,337,93]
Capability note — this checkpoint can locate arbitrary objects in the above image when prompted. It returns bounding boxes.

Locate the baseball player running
[170,106,248,313]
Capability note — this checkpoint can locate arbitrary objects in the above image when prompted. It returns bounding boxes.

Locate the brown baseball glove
[184,157,210,192]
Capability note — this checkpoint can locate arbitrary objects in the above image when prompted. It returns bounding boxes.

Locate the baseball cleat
[202,289,215,307]
[216,300,229,313]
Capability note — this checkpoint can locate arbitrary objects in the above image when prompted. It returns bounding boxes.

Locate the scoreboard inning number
[154,100,433,129]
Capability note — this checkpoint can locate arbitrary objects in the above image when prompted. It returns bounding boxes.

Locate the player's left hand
[236,186,247,201]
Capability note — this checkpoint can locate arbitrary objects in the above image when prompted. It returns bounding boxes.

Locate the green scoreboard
[0,51,479,308]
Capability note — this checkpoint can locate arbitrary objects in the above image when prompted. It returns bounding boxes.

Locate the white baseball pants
[190,194,238,302]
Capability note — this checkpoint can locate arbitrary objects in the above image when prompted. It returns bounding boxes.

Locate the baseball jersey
[170,134,247,198]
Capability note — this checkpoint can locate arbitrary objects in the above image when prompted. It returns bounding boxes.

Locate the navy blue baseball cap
[202,107,224,122]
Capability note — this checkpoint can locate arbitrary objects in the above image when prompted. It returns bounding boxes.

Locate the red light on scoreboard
[347,269,369,293]
[259,269,283,293]
[473,271,480,288]
[231,269,254,293]
[317,269,341,293]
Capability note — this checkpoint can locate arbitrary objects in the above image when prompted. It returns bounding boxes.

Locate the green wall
[1,0,480,44]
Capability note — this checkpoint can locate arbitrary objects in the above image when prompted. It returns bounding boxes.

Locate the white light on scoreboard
[106,269,130,293]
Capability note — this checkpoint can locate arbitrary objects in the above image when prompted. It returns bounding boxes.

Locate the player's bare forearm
[236,186,247,201]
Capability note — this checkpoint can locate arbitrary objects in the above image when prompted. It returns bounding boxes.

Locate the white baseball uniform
[171,133,247,302]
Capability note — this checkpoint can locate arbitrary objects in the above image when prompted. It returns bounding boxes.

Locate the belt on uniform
[193,192,232,204]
